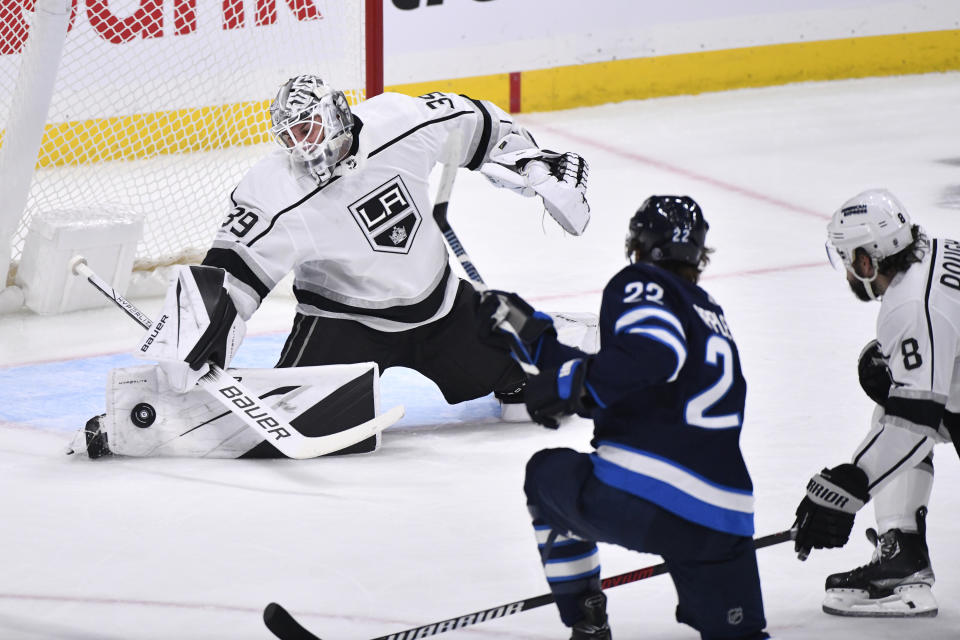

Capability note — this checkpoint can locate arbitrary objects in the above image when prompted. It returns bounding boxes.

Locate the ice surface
[1,73,959,638]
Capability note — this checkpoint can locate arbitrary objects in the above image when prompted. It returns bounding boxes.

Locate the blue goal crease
[0,333,499,433]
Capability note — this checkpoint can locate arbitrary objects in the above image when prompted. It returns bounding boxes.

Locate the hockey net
[0,0,380,293]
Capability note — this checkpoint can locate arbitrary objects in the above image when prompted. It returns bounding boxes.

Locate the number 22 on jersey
[685,335,742,429]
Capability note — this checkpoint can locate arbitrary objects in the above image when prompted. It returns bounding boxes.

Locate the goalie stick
[69,256,404,459]
[432,153,485,286]
[263,528,795,640]
[431,157,540,376]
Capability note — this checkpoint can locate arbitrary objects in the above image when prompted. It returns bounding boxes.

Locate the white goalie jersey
[854,237,960,493]
[203,92,526,332]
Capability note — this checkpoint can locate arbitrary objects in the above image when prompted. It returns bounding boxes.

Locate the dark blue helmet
[626,195,709,266]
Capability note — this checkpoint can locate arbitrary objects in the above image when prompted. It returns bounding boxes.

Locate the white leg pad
[95,362,380,457]
[549,311,599,354]
[499,400,531,423]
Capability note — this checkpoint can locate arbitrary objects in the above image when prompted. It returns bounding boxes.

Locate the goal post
[0,0,383,311]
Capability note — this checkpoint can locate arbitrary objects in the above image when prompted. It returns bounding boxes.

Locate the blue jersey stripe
[596,440,754,496]
[591,455,755,536]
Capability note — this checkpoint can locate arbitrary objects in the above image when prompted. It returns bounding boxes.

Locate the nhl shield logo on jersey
[348,176,422,254]
[726,607,744,625]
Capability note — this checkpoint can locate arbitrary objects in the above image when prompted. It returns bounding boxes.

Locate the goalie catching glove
[135,265,246,393]
[480,132,590,235]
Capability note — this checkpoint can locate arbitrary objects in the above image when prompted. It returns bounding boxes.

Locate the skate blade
[823,584,938,618]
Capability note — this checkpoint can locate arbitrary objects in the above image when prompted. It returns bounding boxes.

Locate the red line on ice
[534,125,831,221]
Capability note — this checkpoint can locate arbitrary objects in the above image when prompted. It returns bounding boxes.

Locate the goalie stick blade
[264,603,322,640]
[279,404,405,460]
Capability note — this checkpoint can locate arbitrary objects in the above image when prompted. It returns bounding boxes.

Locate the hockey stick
[432,155,485,286]
[263,528,795,640]
[69,256,403,459]
[431,158,540,376]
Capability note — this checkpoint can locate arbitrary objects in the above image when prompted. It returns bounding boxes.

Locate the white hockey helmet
[825,188,914,283]
[269,75,354,183]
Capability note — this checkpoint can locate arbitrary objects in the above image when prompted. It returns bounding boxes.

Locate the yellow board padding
[32,100,273,168]
[522,29,960,112]
[386,74,512,106]
[9,29,959,168]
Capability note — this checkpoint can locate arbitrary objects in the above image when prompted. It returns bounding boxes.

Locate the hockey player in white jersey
[792,188,960,617]
[73,75,590,459]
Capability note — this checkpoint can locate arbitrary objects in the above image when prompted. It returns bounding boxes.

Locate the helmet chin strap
[847,256,881,301]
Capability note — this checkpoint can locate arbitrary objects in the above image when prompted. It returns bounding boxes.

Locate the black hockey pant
[275,280,525,404]
[525,447,769,640]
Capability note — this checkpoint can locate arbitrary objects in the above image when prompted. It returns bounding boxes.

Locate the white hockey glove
[480,133,591,236]
[135,265,246,393]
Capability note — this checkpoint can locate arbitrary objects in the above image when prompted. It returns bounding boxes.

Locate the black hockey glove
[477,290,555,365]
[858,339,892,406]
[524,358,593,429]
[793,463,869,560]
[184,287,240,370]
[181,266,242,370]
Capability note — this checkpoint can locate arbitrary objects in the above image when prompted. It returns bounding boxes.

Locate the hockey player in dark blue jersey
[478,196,769,640]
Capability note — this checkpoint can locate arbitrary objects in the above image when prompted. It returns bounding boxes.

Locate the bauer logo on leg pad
[218,385,291,440]
[348,176,422,254]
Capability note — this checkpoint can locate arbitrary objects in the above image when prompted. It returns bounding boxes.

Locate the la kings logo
[348,176,422,254]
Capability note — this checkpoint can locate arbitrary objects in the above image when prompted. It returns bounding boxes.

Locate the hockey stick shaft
[433,157,485,286]
[69,256,400,459]
[263,528,795,640]
[431,161,539,376]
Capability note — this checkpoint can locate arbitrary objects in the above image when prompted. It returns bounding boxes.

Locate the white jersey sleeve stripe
[615,305,686,338]
[624,326,688,382]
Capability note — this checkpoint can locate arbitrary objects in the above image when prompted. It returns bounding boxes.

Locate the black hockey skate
[822,507,936,617]
[570,592,611,640]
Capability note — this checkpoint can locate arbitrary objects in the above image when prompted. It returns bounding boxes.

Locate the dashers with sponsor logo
[793,188,960,618]
[68,75,592,460]
[477,195,770,640]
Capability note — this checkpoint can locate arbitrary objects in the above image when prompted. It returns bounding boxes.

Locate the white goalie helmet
[825,188,914,282]
[269,75,354,183]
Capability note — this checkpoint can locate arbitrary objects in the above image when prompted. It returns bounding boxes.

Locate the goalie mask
[626,195,709,266]
[270,75,355,183]
[825,189,914,297]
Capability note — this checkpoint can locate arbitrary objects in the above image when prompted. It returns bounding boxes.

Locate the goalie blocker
[68,362,388,458]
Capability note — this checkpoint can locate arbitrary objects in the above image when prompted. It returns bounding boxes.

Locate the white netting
[0,0,366,280]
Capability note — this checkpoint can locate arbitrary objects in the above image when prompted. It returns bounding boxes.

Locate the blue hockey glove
[793,463,869,560]
[477,290,555,366]
[524,358,593,429]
